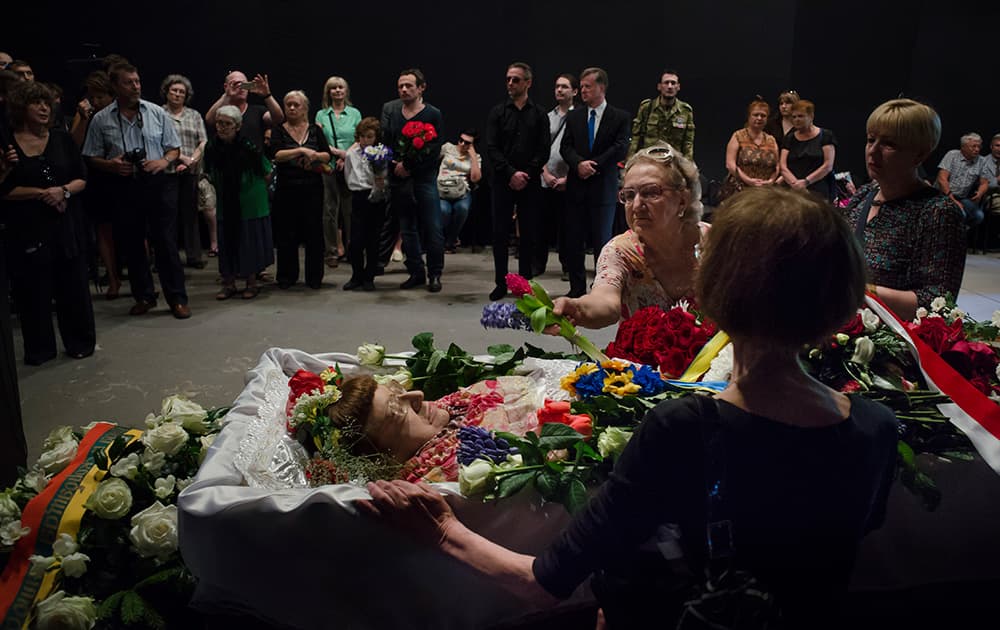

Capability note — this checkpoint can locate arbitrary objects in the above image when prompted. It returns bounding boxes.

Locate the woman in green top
[204,105,274,300]
[316,76,362,267]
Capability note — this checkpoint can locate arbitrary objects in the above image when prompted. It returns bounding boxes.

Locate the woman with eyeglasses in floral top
[550,143,707,330]
[0,82,95,364]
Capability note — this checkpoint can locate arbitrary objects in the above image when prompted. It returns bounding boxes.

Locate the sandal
[241,285,260,299]
[207,249,219,258]
[216,285,238,300]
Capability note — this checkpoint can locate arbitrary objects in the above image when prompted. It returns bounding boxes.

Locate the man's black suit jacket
[560,103,630,207]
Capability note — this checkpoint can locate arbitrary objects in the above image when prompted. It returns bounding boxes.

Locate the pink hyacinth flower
[506,274,533,297]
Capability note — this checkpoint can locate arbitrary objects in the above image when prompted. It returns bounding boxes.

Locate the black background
[5,0,998,183]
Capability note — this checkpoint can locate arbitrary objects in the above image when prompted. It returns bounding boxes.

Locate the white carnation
[860,308,881,333]
[28,554,55,578]
[930,297,946,312]
[109,452,140,480]
[59,552,90,578]
[992,310,1000,328]
[1,520,30,547]
[915,307,928,320]
[0,492,19,522]
[141,449,166,476]
[145,412,163,429]
[951,308,967,321]
[36,440,78,475]
[703,344,734,382]
[42,427,76,451]
[22,469,50,494]
[52,533,78,558]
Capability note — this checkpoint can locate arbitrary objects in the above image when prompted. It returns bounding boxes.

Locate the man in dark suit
[560,67,630,298]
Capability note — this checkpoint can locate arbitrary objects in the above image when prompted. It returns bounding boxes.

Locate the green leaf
[897,441,916,468]
[143,606,166,630]
[411,332,435,355]
[529,281,554,309]
[134,566,183,590]
[538,423,584,451]
[524,431,540,445]
[518,441,544,466]
[97,591,126,619]
[106,435,129,463]
[121,591,146,625]
[497,471,536,498]
[535,469,561,499]
[427,349,447,374]
[491,352,515,366]
[92,449,109,472]
[939,450,976,462]
[487,344,515,357]
[563,478,589,513]
[574,440,603,462]
[530,307,548,334]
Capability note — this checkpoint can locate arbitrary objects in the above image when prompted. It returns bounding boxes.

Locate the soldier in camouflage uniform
[627,70,695,160]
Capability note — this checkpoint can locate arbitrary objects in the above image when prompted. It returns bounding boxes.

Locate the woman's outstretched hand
[360,480,458,545]
[545,296,579,335]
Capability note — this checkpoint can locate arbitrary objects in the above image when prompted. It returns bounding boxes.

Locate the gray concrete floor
[13,249,1000,462]
[13,249,615,462]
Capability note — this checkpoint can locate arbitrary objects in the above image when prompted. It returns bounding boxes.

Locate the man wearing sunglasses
[485,62,550,301]
[560,67,630,298]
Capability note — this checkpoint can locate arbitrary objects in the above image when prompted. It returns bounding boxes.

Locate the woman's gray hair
[624,143,703,224]
[216,105,242,125]
[283,89,310,110]
[160,74,193,104]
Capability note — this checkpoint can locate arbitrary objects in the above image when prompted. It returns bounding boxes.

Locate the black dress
[0,129,95,364]
[782,128,838,201]
[533,394,897,628]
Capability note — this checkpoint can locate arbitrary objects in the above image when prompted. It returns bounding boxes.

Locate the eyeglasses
[457,138,473,145]
[505,76,523,84]
[619,183,679,205]
[215,120,236,129]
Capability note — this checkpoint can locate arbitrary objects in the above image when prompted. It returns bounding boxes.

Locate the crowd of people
[0,52,998,365]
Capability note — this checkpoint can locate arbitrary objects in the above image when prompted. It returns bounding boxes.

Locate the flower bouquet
[606,304,718,378]
[396,121,437,163]
[362,143,393,203]
[0,396,228,630]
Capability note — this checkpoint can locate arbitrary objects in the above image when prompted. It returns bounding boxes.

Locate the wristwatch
[61,186,71,199]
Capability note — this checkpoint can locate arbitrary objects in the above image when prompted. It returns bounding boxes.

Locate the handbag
[674,396,781,630]
[437,174,468,200]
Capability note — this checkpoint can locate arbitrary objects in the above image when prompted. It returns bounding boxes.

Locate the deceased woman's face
[365,383,450,458]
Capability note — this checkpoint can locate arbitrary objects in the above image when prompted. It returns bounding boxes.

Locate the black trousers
[541,187,568,274]
[170,172,202,264]
[114,174,187,305]
[491,181,542,286]
[0,232,26,486]
[272,182,325,287]
[564,196,615,296]
[349,191,387,282]
[7,240,95,364]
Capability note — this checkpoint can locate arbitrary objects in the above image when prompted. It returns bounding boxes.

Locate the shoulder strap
[636,97,655,151]
[327,111,339,147]
[855,189,877,241]
[551,113,568,147]
[699,396,734,572]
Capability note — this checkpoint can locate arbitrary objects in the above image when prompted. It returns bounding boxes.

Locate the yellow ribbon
[679,331,731,383]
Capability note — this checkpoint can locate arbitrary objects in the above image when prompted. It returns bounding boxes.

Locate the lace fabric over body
[234,369,311,490]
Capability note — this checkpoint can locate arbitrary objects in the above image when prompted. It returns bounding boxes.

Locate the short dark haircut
[109,63,139,86]
[697,187,867,346]
[507,62,533,80]
[580,67,608,88]
[398,68,425,87]
[6,81,53,128]
[659,69,680,80]
[0,70,19,100]
[10,60,31,70]
[84,70,113,97]
[101,54,130,71]
[459,128,478,140]
[557,73,578,91]
[355,116,381,142]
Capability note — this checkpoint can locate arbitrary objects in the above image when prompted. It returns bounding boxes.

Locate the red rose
[289,369,324,400]
[840,380,862,393]
[537,400,571,425]
[838,313,865,336]
[675,321,695,347]
[401,121,422,138]
[657,348,688,378]
[412,136,425,150]
[665,307,688,330]
[907,317,958,354]
[567,414,593,439]
[423,126,438,141]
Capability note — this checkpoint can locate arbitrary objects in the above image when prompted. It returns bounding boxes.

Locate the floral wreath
[284,366,400,485]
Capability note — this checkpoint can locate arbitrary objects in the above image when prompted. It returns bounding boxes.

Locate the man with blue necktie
[559,67,630,298]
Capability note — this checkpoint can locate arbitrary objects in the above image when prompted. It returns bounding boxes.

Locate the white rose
[141,449,166,476]
[33,591,97,630]
[142,422,189,456]
[84,478,133,520]
[109,452,140,480]
[851,337,876,366]
[154,475,176,500]
[930,297,946,312]
[52,533,78,558]
[357,343,386,367]
[458,459,494,496]
[992,310,1000,328]
[598,427,633,459]
[951,308,967,321]
[915,307,928,320]
[128,501,178,561]
[198,434,218,465]
[28,555,55,578]
[0,492,19,522]
[860,308,880,333]
[42,427,75,451]
[36,440,78,475]
[59,552,90,578]
[162,395,211,434]
[373,369,413,390]
[23,469,51,494]
[1,520,29,547]
[145,412,163,429]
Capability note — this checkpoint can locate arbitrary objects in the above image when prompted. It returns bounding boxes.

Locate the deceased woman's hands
[361,480,458,545]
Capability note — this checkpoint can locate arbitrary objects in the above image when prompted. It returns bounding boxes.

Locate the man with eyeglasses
[627,69,695,160]
[82,62,192,319]
[205,70,283,152]
[485,62,550,301]
[560,67,630,298]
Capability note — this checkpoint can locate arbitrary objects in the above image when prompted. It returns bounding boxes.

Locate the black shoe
[362,280,376,291]
[428,276,442,293]
[400,274,426,289]
[489,285,507,301]
[560,270,570,282]
[373,265,386,277]
[186,260,207,270]
[567,289,586,299]
[343,279,363,291]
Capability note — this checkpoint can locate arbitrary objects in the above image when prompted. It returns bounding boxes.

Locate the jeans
[959,197,984,227]
[322,170,352,256]
[394,175,444,278]
[439,193,471,248]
